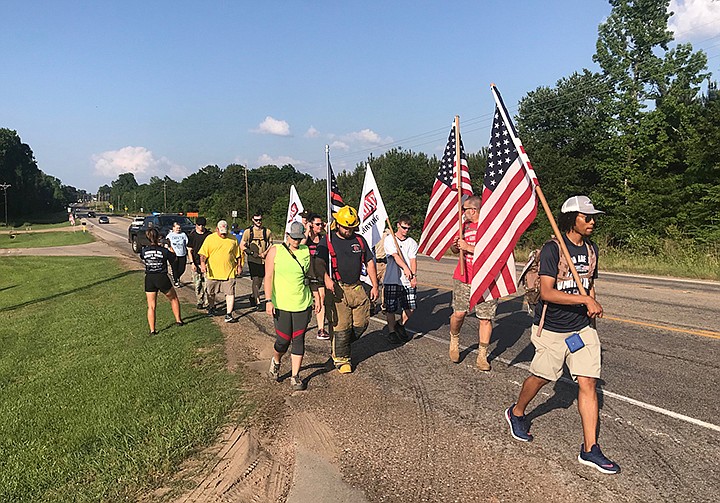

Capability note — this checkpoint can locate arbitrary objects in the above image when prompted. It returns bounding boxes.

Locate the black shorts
[248,261,265,278]
[145,273,172,293]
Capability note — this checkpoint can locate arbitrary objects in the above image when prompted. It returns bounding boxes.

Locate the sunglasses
[462,207,477,212]
[312,222,323,226]
[580,214,597,223]
[253,218,262,222]
[399,225,412,230]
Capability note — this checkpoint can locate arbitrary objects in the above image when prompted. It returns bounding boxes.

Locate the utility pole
[244,167,250,221]
[0,183,10,227]
[163,180,167,212]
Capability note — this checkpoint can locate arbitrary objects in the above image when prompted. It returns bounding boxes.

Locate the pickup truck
[128,214,195,253]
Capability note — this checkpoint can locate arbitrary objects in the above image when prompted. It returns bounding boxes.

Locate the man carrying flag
[448,195,497,370]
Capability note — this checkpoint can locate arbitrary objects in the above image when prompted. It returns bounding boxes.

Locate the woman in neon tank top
[264,222,320,391]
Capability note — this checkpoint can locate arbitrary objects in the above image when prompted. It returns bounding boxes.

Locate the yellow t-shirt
[198,233,241,280]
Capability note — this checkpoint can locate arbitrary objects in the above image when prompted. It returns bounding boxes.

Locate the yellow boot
[449,332,460,363]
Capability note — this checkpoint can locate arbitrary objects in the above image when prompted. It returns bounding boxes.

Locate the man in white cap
[504,195,620,475]
[198,220,242,323]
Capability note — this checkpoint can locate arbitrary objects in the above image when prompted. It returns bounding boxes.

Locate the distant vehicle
[128,214,195,253]
[98,216,110,224]
[87,211,96,218]
[129,216,145,229]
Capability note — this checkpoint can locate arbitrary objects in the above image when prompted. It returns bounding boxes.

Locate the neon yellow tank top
[271,244,312,312]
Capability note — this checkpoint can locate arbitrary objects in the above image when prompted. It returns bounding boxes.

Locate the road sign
[232,210,238,218]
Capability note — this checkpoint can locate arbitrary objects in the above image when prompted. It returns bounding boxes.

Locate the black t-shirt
[187,229,211,264]
[315,232,370,284]
[533,235,599,332]
[141,245,172,274]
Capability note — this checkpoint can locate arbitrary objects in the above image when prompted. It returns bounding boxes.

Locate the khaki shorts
[207,277,236,297]
[451,279,498,320]
[529,324,601,381]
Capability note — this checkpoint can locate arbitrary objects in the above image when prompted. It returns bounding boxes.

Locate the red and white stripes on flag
[418,124,473,260]
[469,85,538,308]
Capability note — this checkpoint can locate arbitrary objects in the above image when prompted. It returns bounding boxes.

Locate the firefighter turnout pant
[325,282,370,367]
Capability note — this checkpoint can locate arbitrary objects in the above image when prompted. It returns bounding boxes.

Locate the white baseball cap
[217,220,229,234]
[561,195,604,215]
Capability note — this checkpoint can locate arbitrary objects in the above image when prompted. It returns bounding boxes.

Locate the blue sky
[2,1,719,192]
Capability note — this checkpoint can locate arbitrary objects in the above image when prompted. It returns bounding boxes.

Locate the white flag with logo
[358,164,388,286]
[285,185,305,234]
[358,164,388,247]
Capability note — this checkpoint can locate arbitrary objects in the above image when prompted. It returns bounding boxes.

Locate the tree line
[0,129,91,226]
[2,0,718,251]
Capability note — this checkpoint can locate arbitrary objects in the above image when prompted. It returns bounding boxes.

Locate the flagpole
[326,144,332,226]
[455,115,465,276]
[490,84,586,295]
[326,144,333,281]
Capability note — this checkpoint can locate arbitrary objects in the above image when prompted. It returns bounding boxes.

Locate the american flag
[329,160,345,213]
[418,124,473,260]
[469,86,538,307]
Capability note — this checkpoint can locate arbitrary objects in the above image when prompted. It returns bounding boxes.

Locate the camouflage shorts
[451,279,498,320]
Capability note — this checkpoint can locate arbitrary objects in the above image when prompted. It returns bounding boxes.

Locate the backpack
[519,237,597,313]
[246,225,269,246]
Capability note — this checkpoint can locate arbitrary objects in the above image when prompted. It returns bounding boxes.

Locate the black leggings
[171,255,187,283]
[273,307,312,356]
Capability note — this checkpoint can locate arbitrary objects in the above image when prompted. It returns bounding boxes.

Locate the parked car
[129,215,145,229]
[87,211,96,218]
[98,216,110,224]
[128,214,195,253]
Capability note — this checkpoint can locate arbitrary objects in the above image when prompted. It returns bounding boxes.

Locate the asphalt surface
[89,217,720,502]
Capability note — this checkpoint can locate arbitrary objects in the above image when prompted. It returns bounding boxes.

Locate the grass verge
[0,231,95,249]
[0,257,241,502]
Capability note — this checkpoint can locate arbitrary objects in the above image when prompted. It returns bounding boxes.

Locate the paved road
[91,217,720,501]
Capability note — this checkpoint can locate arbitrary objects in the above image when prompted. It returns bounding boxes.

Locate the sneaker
[505,404,533,442]
[388,331,402,344]
[290,375,306,391]
[268,358,280,380]
[578,444,620,474]
[337,363,353,374]
[396,323,410,341]
[224,314,236,323]
[149,330,158,336]
[316,329,330,341]
[176,321,185,327]
[197,302,204,310]
[249,297,258,307]
[207,307,216,317]
[174,281,180,288]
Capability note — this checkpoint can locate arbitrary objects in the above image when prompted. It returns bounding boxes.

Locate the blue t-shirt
[533,235,599,332]
[166,231,188,257]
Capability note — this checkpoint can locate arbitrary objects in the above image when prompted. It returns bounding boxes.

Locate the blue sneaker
[505,404,533,442]
[578,444,620,474]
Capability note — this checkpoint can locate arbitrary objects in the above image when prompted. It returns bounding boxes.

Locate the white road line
[371,315,720,434]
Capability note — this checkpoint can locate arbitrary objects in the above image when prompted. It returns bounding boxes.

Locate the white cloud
[92,146,187,181]
[253,116,291,136]
[304,126,319,138]
[669,0,720,40]
[256,154,308,168]
[343,128,392,146]
[329,140,350,151]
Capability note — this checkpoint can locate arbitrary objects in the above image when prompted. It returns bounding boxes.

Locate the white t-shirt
[383,234,418,287]
[167,231,188,257]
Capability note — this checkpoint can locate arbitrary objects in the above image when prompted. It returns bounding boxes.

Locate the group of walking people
[140,193,619,474]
